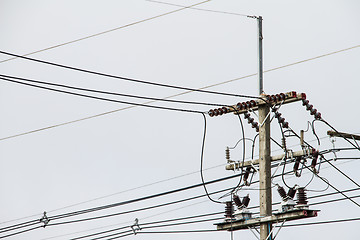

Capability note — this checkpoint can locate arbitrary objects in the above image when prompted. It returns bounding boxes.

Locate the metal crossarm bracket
[215,209,319,231]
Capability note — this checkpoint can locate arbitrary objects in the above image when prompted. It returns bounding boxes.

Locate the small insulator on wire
[315,112,321,120]
[277,185,287,200]
[310,108,317,116]
[280,93,286,101]
[244,112,250,119]
[306,104,313,111]
[208,109,215,117]
[287,187,297,199]
[242,195,250,207]
[218,108,224,115]
[248,117,254,124]
[282,122,289,129]
[293,156,301,177]
[252,122,259,131]
[296,187,308,206]
[233,194,242,207]
[270,95,276,102]
[225,147,230,163]
[236,102,243,110]
[301,93,307,100]
[214,109,219,116]
[278,117,285,124]
[275,112,281,118]
[222,107,228,114]
[291,91,297,98]
[302,99,309,106]
[250,100,256,107]
[224,201,234,219]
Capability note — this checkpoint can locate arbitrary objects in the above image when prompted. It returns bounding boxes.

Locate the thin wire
[282,217,360,227]
[0,51,259,100]
[0,74,228,107]
[0,0,212,64]
[146,0,252,17]
[0,77,203,114]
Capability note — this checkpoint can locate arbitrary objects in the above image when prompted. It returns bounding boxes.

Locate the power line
[146,0,252,17]
[0,50,259,100]
[283,217,360,227]
[1,44,358,142]
[0,0,212,64]
[0,74,227,107]
[0,77,203,114]
[0,172,244,234]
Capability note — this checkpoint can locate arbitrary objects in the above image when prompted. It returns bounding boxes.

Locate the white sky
[0,0,360,239]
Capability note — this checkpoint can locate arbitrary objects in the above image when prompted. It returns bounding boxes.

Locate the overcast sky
[1,1,360,240]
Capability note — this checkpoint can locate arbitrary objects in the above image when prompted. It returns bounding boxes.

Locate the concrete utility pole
[214,16,319,238]
[257,16,272,240]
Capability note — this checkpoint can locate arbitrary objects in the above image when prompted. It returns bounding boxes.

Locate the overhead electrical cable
[0,0,212,64]
[0,50,260,100]
[1,45,359,141]
[0,74,227,107]
[1,135,332,228]
[0,172,245,233]
[0,77,203,114]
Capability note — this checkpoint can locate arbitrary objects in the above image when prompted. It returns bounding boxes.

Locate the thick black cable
[91,217,223,240]
[75,187,360,240]
[0,51,260,100]
[0,173,243,234]
[319,119,360,151]
[0,219,38,232]
[200,113,222,204]
[230,107,246,194]
[303,165,360,208]
[0,77,203,114]
[321,156,360,188]
[46,186,233,226]
[71,211,223,240]
[47,170,245,223]
[0,226,42,239]
[1,155,349,236]
[0,74,227,107]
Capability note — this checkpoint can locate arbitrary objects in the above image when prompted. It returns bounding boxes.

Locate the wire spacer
[39,211,50,228]
[130,218,142,235]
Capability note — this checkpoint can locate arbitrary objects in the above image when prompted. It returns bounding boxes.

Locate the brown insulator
[242,195,250,207]
[315,112,322,120]
[282,122,289,129]
[306,104,313,111]
[302,99,309,106]
[277,186,287,200]
[296,187,308,205]
[224,201,234,218]
[288,187,297,199]
[233,195,242,207]
[209,109,215,117]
